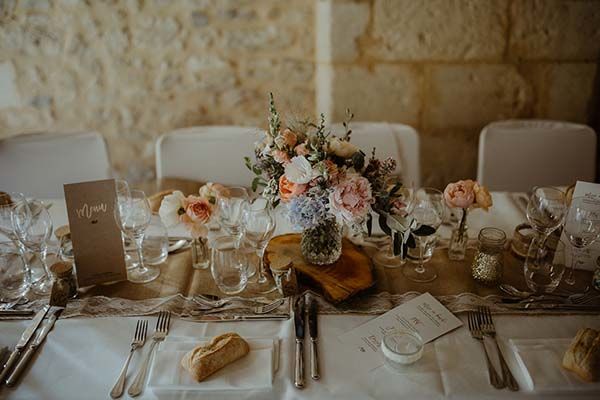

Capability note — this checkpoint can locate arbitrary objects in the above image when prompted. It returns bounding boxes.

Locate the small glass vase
[448,209,468,261]
[191,237,210,269]
[300,219,342,265]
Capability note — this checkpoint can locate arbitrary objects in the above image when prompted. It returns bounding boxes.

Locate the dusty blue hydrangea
[287,194,332,230]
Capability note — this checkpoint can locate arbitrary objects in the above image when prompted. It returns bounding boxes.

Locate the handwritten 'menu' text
[76,202,107,219]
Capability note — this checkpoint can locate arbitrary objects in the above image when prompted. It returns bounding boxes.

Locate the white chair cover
[0,131,111,198]
[477,120,597,192]
[330,122,421,187]
[155,126,263,187]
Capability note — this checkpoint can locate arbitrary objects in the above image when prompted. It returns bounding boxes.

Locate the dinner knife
[5,308,62,387]
[0,304,50,384]
[294,296,305,389]
[308,297,320,380]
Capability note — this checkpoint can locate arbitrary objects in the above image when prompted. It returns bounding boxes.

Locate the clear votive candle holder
[381,330,424,371]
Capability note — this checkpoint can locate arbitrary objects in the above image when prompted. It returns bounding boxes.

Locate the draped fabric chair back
[0,131,111,198]
[155,126,263,187]
[477,120,597,192]
[330,122,420,187]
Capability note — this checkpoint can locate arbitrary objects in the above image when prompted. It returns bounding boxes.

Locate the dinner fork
[193,298,286,315]
[128,311,171,397]
[467,311,504,389]
[478,306,519,391]
[110,320,148,399]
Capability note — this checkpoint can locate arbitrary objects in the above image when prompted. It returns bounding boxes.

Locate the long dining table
[1,192,599,400]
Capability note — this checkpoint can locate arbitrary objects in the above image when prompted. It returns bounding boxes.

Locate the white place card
[560,181,600,271]
[338,293,462,372]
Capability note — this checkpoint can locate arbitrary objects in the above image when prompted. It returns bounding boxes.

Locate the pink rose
[272,149,291,164]
[184,196,212,224]
[443,180,475,209]
[329,174,373,221]
[279,175,307,202]
[294,143,309,156]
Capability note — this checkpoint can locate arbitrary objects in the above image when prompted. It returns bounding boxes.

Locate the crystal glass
[471,227,506,286]
[142,215,169,265]
[211,236,248,295]
[115,180,134,268]
[373,182,415,268]
[0,192,31,281]
[381,329,424,370]
[217,187,249,247]
[402,188,445,283]
[524,238,567,293]
[563,197,600,285]
[0,241,30,301]
[114,190,159,283]
[526,187,567,263]
[243,198,276,290]
[301,219,342,265]
[12,199,53,294]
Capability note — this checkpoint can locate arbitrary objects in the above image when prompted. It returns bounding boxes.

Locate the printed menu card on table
[338,293,462,371]
[64,179,127,287]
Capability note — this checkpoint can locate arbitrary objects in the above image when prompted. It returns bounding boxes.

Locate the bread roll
[562,328,600,382]
[181,333,250,382]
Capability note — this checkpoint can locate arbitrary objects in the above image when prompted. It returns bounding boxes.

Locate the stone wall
[0,0,598,187]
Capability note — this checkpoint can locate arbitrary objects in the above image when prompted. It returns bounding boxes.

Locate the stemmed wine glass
[526,187,567,263]
[217,187,249,247]
[402,188,446,283]
[115,180,135,269]
[114,190,160,283]
[12,199,53,294]
[562,197,600,285]
[243,198,276,291]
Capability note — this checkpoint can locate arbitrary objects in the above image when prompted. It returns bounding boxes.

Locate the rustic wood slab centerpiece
[264,234,374,303]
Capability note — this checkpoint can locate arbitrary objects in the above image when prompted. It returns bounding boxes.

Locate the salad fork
[467,311,504,389]
[193,298,286,315]
[128,311,171,397]
[478,306,519,391]
[110,320,147,399]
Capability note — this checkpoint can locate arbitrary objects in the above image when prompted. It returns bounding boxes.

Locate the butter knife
[0,305,50,384]
[5,308,63,387]
[294,296,305,389]
[308,297,320,380]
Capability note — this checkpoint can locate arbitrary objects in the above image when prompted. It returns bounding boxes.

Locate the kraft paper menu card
[338,293,462,371]
[64,179,127,287]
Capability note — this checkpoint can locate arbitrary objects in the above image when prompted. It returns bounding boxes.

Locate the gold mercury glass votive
[471,227,506,286]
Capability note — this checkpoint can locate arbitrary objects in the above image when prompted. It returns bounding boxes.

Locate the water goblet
[524,238,568,293]
[142,215,169,265]
[0,241,30,302]
[562,197,600,285]
[211,236,248,295]
[402,188,445,283]
[242,198,276,290]
[114,190,159,283]
[217,187,249,247]
[526,187,567,262]
[12,199,53,295]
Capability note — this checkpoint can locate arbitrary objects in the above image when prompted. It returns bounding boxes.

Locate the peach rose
[473,183,493,211]
[278,175,307,202]
[184,196,212,224]
[444,180,475,209]
[272,149,291,164]
[294,143,309,156]
[198,182,230,206]
[281,129,297,148]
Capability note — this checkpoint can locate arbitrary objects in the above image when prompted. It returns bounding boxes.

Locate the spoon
[167,239,188,253]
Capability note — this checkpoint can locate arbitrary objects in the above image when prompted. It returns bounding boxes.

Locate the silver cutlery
[294,296,305,389]
[0,310,35,317]
[110,320,148,399]
[192,298,286,315]
[5,307,63,387]
[187,313,290,322]
[307,295,320,380]
[192,294,275,309]
[503,302,600,311]
[128,311,171,397]
[167,239,188,253]
[0,296,28,311]
[467,311,504,389]
[478,306,518,391]
[0,304,50,384]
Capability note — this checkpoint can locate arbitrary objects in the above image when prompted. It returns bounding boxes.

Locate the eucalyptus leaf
[413,225,436,236]
[251,177,261,192]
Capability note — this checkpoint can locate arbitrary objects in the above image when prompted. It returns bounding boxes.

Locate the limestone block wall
[0,0,598,187]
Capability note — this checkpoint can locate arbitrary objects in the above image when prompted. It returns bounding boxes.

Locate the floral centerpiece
[245,94,414,265]
[158,183,229,268]
[443,179,493,260]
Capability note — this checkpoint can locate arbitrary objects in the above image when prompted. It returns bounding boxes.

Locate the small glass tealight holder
[381,330,424,372]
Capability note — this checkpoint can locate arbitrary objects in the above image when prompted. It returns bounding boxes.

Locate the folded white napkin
[510,338,600,393]
[148,336,276,393]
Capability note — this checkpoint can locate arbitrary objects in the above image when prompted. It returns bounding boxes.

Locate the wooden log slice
[264,234,374,303]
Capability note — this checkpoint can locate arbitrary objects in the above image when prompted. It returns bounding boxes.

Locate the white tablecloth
[1,193,599,400]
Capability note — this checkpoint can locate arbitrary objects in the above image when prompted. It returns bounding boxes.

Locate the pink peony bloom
[329,174,373,221]
[272,149,291,164]
[444,180,476,209]
[294,143,309,156]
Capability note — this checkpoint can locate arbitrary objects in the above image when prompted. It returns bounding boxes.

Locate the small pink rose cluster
[158,183,229,239]
[443,179,493,211]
